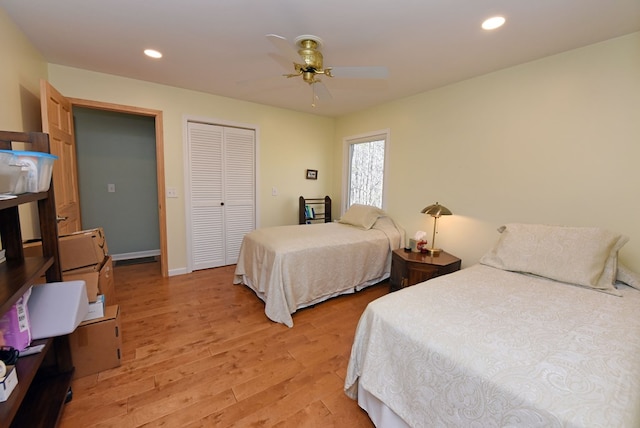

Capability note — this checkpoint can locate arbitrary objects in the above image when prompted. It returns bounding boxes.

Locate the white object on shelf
[0,365,18,402]
[83,294,105,321]
[27,280,89,339]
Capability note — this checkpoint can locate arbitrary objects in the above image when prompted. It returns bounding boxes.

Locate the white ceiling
[2,1,639,117]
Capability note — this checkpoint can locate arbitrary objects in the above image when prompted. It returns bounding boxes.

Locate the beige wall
[46,65,334,273]
[335,32,640,271]
[0,9,49,239]
[3,4,638,275]
[0,9,47,132]
[1,4,334,273]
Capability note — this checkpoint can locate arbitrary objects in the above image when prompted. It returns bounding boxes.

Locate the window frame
[341,129,390,215]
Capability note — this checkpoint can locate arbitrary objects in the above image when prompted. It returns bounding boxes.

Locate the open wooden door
[40,80,82,234]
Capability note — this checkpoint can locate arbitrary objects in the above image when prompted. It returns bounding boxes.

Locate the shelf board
[0,192,48,211]
[10,367,73,428]
[0,257,52,315]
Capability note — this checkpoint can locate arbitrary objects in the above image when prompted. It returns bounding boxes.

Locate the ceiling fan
[266,34,388,106]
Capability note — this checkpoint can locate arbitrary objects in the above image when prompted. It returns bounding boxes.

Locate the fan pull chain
[311,83,316,107]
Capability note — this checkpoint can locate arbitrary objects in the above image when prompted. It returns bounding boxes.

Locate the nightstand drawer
[390,249,461,291]
[407,264,439,285]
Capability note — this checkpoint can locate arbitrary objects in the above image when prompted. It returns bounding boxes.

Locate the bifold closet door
[187,122,255,270]
[222,126,255,265]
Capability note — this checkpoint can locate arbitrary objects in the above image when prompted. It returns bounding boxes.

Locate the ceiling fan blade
[267,52,297,72]
[330,66,389,79]
[265,34,300,64]
[313,81,332,101]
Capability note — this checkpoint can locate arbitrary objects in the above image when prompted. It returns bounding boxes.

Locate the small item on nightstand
[410,231,428,252]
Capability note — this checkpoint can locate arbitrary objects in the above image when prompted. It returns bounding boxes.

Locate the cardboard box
[69,305,121,379]
[83,295,105,321]
[0,365,18,402]
[65,256,116,305]
[63,268,100,303]
[100,256,116,305]
[28,280,89,340]
[24,227,109,271]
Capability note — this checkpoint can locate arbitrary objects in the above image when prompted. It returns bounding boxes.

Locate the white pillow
[338,204,386,230]
[617,263,640,290]
[479,223,628,295]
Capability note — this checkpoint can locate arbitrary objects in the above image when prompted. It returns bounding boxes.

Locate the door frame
[69,97,168,277]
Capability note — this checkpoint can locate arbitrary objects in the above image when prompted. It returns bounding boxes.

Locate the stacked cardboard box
[24,227,117,305]
[69,305,121,378]
[23,227,121,378]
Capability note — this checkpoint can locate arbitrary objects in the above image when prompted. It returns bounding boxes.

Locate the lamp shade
[421,202,452,217]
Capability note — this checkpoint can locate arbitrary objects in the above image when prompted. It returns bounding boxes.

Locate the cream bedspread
[234,217,403,327]
[345,264,640,427]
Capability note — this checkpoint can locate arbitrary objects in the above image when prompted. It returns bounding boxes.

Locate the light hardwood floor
[58,261,386,427]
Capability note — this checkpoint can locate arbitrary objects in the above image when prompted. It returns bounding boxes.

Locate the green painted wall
[74,107,159,257]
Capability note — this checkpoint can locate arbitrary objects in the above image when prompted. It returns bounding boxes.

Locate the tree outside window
[346,133,387,209]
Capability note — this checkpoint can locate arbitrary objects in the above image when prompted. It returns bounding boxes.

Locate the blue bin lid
[0,149,58,160]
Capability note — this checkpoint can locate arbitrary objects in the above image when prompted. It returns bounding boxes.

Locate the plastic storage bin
[0,151,26,194]
[0,150,58,194]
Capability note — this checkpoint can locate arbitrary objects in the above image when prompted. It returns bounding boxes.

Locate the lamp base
[426,248,442,256]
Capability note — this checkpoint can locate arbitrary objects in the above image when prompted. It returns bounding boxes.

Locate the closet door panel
[188,122,225,269]
[224,127,255,263]
[224,205,253,265]
[192,206,224,269]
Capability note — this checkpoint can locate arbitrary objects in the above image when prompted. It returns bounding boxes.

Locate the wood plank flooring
[58,261,386,427]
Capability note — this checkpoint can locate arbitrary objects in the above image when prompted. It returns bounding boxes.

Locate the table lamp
[420,202,452,255]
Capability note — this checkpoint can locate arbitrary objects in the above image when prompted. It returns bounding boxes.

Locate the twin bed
[234,204,404,327]
[234,209,640,426]
[345,223,640,427]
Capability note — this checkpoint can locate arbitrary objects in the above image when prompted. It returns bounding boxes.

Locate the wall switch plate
[107,183,115,193]
[167,187,178,198]
[272,187,278,196]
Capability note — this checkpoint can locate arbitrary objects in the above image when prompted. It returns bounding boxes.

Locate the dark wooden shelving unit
[299,196,332,224]
[0,131,72,428]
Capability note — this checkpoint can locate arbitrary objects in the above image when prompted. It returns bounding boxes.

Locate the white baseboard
[111,250,161,261]
[168,267,188,277]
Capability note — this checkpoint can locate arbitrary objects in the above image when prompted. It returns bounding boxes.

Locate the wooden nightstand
[390,248,461,291]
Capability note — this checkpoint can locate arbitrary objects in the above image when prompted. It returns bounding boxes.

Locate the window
[343,130,388,211]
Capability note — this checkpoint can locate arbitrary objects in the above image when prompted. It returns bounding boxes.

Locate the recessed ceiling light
[482,16,506,30]
[144,49,163,59]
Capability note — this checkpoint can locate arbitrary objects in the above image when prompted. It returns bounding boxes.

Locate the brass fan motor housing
[291,36,333,84]
[297,39,323,71]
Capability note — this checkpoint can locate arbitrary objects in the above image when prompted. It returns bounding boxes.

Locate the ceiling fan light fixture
[144,49,163,59]
[265,33,388,107]
[482,16,506,30]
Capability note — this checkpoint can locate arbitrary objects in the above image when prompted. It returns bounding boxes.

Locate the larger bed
[234,204,404,327]
[345,223,640,427]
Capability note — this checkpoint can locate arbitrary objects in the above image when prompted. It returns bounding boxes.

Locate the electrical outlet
[167,187,178,198]
[272,187,278,196]
[107,183,115,193]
